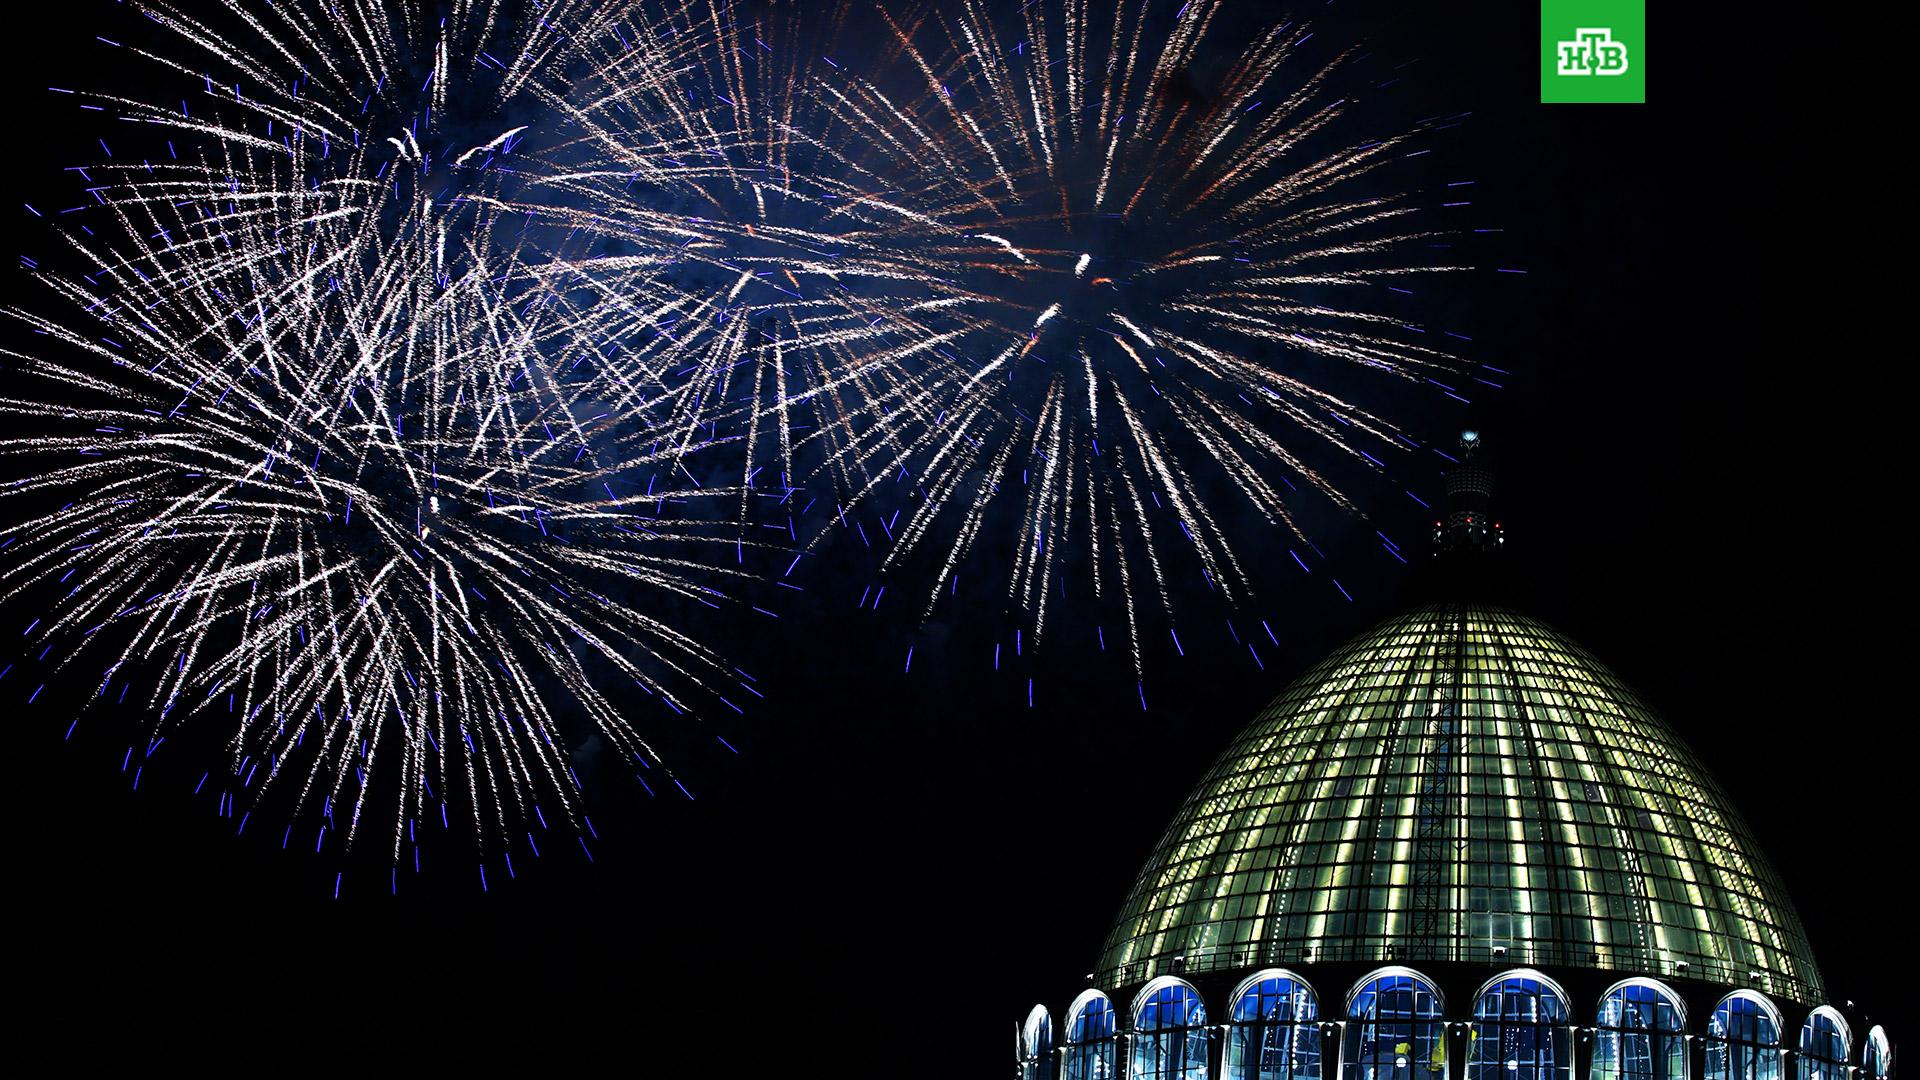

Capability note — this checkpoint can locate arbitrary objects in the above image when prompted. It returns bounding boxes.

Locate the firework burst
[522,0,1500,682]
[3,0,1504,885]
[2,0,771,885]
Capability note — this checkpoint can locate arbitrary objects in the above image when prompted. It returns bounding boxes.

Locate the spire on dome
[1432,428,1502,558]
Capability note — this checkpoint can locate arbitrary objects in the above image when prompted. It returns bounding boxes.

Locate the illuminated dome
[1007,436,1893,1080]
[1097,602,1824,1005]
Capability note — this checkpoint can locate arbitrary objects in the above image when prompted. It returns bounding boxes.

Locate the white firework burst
[517,0,1499,682]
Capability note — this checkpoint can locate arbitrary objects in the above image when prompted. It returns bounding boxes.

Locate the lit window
[1132,977,1211,1080]
[1228,970,1320,1080]
[1065,991,1118,1080]
[1470,970,1572,1080]
[1591,979,1686,1080]
[1703,992,1781,1080]
[1863,1026,1891,1080]
[1797,1008,1851,1080]
[1347,968,1445,1080]
[1025,1004,1057,1080]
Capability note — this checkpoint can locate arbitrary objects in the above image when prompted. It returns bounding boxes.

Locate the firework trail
[2,0,1504,886]
[521,0,1502,683]
[2,0,771,886]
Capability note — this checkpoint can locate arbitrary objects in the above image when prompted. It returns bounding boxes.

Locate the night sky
[8,2,1905,1074]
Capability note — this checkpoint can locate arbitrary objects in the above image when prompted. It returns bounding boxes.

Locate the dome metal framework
[1011,603,1895,1080]
[1098,603,1820,1003]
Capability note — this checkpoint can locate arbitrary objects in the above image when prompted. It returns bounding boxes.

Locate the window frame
[1130,975,1213,1080]
[1227,967,1322,1080]
[1468,968,1575,1080]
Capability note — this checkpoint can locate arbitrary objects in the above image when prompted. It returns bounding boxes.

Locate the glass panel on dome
[1703,993,1781,1080]
[1797,1010,1850,1080]
[1065,993,1118,1080]
[1092,607,1826,1004]
[1591,981,1685,1080]
[1346,971,1445,1080]
[1228,972,1319,1080]
[1470,973,1571,1080]
[1132,979,1211,1080]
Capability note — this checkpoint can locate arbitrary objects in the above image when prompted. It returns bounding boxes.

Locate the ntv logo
[1540,2,1641,102]
[1555,28,1629,76]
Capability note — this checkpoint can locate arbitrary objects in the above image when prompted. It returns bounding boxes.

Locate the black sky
[7,1,1907,1074]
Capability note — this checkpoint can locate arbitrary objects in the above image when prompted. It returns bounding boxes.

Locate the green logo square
[1541,0,1645,103]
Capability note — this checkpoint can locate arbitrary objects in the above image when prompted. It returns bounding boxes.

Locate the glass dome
[1096,603,1822,1004]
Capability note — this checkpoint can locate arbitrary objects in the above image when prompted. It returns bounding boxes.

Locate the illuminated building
[1013,435,1895,1080]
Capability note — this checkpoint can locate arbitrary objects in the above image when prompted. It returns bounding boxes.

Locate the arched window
[1591,979,1686,1080]
[1132,977,1211,1080]
[1703,992,1782,1080]
[1346,968,1446,1080]
[1469,970,1572,1080]
[1024,1004,1057,1080]
[1797,1008,1850,1080]
[1863,1026,1891,1080]
[1065,991,1118,1080]
[1228,969,1320,1080]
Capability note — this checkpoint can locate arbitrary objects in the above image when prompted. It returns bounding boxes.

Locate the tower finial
[1432,429,1502,557]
